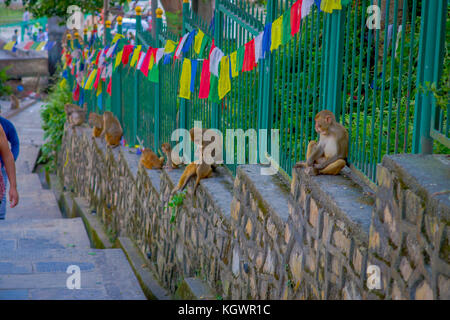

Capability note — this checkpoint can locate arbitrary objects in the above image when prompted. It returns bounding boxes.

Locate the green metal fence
[71,0,449,184]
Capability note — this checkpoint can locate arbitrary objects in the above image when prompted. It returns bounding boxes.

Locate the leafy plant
[0,66,12,98]
[38,78,71,172]
[165,190,186,224]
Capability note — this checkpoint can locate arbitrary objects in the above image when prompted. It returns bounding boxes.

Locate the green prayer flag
[237,46,245,73]
[148,63,159,83]
[208,75,220,103]
[282,12,291,45]
[199,35,211,59]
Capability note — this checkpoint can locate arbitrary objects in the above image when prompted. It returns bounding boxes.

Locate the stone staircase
[0,102,146,300]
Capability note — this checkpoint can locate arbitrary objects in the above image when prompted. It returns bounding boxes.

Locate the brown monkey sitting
[172,128,216,195]
[140,148,165,169]
[161,142,182,171]
[10,95,20,110]
[102,111,123,147]
[88,112,103,138]
[294,110,348,176]
[64,103,86,127]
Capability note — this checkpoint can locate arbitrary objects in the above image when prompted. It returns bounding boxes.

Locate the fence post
[179,0,190,131]
[133,6,142,147]
[211,0,223,130]
[258,0,275,160]
[154,8,163,152]
[412,0,447,154]
[104,20,112,112]
[322,8,346,119]
[116,16,123,123]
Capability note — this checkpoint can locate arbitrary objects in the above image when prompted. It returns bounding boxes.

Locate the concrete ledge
[116,237,171,300]
[293,167,373,237]
[174,278,217,300]
[71,196,114,249]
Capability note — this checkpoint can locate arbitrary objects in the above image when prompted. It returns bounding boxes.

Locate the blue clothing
[0,117,19,219]
[0,116,20,166]
[0,167,7,219]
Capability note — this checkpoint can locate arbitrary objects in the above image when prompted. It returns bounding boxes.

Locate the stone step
[6,181,62,220]
[0,218,91,250]
[0,248,146,300]
[15,145,40,174]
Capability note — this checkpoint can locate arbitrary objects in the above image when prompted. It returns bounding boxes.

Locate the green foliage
[166,190,187,224]
[0,66,12,97]
[166,10,182,36]
[38,78,71,172]
[4,0,126,20]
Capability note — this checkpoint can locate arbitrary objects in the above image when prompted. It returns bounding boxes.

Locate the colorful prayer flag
[218,56,231,100]
[114,50,123,69]
[164,40,177,53]
[321,0,341,13]
[271,15,283,52]
[230,51,238,78]
[179,58,191,99]
[194,29,205,55]
[209,47,224,77]
[291,0,302,36]
[130,45,142,67]
[242,39,257,72]
[282,11,291,45]
[199,59,211,99]
[190,59,198,92]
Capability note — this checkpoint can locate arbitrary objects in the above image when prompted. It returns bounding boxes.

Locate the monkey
[64,103,86,128]
[10,95,20,110]
[140,148,165,169]
[171,128,218,195]
[161,142,181,171]
[88,112,104,138]
[101,111,123,148]
[294,110,348,176]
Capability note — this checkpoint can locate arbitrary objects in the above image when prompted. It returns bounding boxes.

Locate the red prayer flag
[121,45,134,65]
[140,48,152,77]
[95,50,102,65]
[72,83,80,101]
[242,39,256,72]
[198,59,211,99]
[24,41,34,50]
[291,0,302,36]
[93,67,102,89]
[173,36,182,60]
[107,77,112,96]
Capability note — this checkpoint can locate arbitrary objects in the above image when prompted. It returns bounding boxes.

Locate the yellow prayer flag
[230,51,238,78]
[96,81,102,96]
[85,69,97,90]
[59,78,67,89]
[218,56,231,100]
[194,29,205,55]
[179,58,191,100]
[321,0,342,13]
[164,40,177,53]
[112,33,124,44]
[148,54,154,71]
[114,50,123,69]
[35,42,46,51]
[271,15,283,52]
[3,41,15,51]
[130,45,142,67]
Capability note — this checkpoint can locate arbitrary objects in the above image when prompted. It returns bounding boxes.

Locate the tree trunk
[47,16,66,79]
[193,0,214,25]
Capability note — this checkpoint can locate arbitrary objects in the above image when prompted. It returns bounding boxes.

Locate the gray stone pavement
[0,102,146,299]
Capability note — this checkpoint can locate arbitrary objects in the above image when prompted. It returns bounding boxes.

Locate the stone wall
[58,125,449,299]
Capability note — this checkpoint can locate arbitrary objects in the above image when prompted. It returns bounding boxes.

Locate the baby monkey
[161,143,182,171]
[140,148,165,169]
[88,112,103,138]
[294,110,348,176]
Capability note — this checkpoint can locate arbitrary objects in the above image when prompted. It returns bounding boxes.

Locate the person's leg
[0,167,8,220]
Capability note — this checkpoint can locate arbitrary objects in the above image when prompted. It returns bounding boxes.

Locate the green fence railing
[69,0,449,184]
